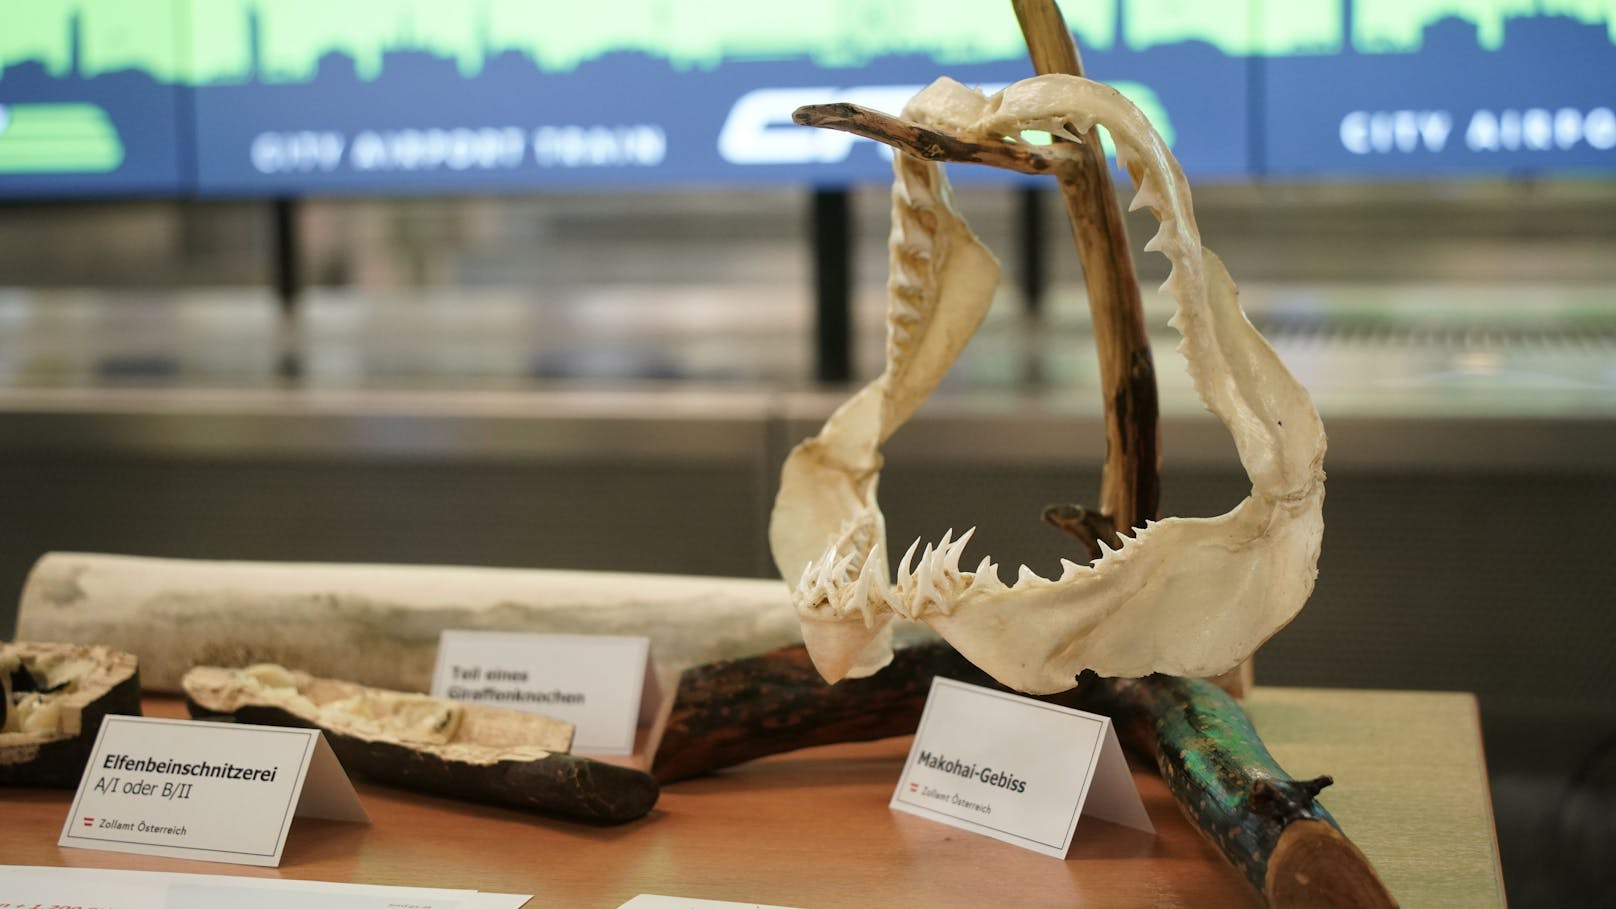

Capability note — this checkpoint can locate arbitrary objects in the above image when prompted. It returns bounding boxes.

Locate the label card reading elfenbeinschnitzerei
[59,715,368,866]
[431,631,659,754]
[890,677,1153,858]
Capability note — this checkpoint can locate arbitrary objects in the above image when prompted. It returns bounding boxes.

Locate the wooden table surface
[2,688,1505,908]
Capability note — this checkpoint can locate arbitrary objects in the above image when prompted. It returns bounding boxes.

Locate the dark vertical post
[1017,185,1047,318]
[270,197,302,381]
[810,187,852,383]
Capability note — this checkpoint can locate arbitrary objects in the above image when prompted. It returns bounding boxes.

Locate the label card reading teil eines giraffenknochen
[59,715,369,867]
[890,677,1153,858]
[431,631,659,754]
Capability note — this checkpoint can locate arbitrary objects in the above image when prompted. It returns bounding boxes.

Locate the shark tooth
[967,557,1004,594]
[895,537,922,586]
[943,527,974,578]
[1143,223,1175,255]
[912,556,944,614]
[1129,177,1164,213]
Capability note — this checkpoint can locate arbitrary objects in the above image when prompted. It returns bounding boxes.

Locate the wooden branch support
[652,643,1396,907]
[1039,503,1121,562]
[652,641,994,784]
[753,5,1380,902]
[794,103,1079,178]
[792,8,1158,564]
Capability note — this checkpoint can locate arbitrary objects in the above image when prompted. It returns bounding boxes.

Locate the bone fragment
[17,552,805,695]
[2,641,141,787]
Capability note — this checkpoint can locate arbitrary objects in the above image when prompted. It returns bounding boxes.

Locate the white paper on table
[0,865,168,909]
[466,895,534,909]
[0,865,516,908]
[617,895,805,909]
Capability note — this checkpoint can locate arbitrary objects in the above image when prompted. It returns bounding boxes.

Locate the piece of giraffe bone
[17,552,806,695]
[768,75,1326,694]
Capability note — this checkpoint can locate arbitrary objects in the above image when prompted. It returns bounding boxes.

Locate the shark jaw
[770,75,1326,694]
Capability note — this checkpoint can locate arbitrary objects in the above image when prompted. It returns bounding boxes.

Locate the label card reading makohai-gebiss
[59,715,369,866]
[890,677,1154,858]
[431,630,660,754]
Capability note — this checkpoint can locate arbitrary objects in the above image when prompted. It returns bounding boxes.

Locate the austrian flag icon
[82,817,94,827]
[908,783,918,793]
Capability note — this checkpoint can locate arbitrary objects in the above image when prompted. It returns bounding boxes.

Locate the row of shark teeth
[793,541,890,627]
[794,520,1163,623]
[885,155,944,364]
[889,527,979,616]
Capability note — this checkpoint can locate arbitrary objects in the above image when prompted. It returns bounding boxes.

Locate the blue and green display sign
[0,0,1613,196]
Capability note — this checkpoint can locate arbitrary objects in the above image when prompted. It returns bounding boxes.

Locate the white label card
[0,866,532,908]
[890,677,1153,858]
[432,630,659,754]
[59,715,369,867]
[618,896,805,909]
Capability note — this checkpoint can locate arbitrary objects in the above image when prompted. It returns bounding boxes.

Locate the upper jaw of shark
[768,75,1326,695]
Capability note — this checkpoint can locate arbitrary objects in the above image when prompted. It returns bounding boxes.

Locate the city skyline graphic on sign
[1,0,1612,194]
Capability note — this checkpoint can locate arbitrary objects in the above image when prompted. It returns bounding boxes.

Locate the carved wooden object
[1,641,141,788]
[185,665,658,825]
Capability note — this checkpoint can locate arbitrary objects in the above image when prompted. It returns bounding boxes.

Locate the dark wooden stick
[793,102,1079,178]
[1040,503,1121,561]
[1011,0,1161,536]
[652,642,997,784]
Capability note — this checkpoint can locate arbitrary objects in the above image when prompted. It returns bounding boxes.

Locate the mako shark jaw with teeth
[768,75,1327,695]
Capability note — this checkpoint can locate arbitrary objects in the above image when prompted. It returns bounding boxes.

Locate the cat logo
[717,85,926,165]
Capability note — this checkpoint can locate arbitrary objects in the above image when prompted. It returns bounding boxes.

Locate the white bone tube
[15,552,803,694]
